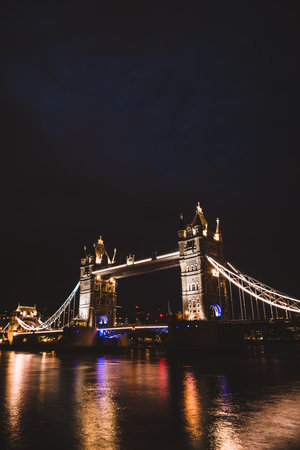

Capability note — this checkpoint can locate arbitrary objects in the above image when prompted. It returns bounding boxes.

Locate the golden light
[212,269,219,278]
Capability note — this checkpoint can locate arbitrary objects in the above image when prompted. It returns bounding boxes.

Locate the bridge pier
[168,320,244,352]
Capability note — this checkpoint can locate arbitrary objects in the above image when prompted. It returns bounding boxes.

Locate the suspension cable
[206,256,300,314]
[227,262,300,303]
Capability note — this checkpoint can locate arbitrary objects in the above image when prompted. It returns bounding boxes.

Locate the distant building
[15,304,39,328]
[135,304,146,324]
[116,305,128,326]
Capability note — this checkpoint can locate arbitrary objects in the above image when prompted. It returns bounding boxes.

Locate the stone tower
[79,237,117,327]
[79,248,94,323]
[178,203,228,321]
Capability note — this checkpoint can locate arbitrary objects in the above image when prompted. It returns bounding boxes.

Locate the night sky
[1,2,299,315]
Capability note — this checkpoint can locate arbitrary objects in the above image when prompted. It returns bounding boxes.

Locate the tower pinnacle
[95,236,111,265]
[196,202,203,214]
[191,201,208,234]
[214,218,222,241]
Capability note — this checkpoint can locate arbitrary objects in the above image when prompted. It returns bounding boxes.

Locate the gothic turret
[191,202,208,236]
[94,236,111,266]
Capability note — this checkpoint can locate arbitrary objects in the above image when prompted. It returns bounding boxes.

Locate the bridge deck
[92,251,180,279]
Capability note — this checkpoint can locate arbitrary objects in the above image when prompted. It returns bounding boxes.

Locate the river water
[0,348,300,449]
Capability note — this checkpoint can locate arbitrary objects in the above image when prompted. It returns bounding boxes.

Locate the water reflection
[5,352,32,444]
[206,370,300,450]
[182,370,202,445]
[74,357,120,449]
[208,375,241,449]
[231,386,300,449]
[0,351,299,449]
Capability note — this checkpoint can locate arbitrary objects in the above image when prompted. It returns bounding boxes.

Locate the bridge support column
[178,203,228,321]
[79,254,94,322]
[79,239,117,327]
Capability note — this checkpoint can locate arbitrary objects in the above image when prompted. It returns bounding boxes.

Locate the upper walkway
[92,250,180,279]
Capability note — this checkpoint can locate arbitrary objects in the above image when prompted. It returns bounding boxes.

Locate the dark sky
[1,1,299,314]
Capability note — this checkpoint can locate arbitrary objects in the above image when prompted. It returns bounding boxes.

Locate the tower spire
[94,236,111,265]
[196,201,203,214]
[111,248,117,264]
[191,201,208,235]
[214,218,222,241]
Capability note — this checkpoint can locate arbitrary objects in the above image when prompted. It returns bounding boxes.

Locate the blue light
[97,315,109,327]
[176,325,179,329]
[187,325,190,328]
[76,330,79,333]
[210,304,222,317]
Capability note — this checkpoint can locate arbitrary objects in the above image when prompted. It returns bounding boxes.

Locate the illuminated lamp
[212,269,219,277]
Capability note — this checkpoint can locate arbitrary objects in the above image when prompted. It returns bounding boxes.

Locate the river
[0,347,300,449]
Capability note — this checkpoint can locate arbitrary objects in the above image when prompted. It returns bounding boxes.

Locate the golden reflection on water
[183,370,202,444]
[2,351,300,449]
[209,375,242,449]
[74,357,119,449]
[5,352,32,443]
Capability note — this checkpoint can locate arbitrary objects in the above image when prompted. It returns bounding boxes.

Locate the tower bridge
[79,202,227,327]
[2,201,300,347]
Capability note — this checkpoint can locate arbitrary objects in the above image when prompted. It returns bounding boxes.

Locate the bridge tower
[79,238,117,327]
[79,248,94,323]
[178,203,228,321]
